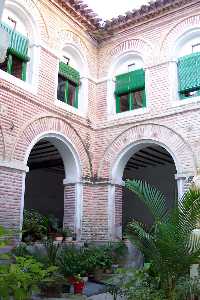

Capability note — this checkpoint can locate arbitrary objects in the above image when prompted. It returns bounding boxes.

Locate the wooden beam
[135,153,165,165]
[28,159,64,170]
[140,150,173,164]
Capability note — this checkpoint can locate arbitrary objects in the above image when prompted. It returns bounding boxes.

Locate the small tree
[125,179,200,300]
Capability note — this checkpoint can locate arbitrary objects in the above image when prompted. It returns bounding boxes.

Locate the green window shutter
[142,90,146,107]
[115,72,130,96]
[195,53,200,88]
[21,62,27,81]
[129,93,133,110]
[129,69,145,91]
[65,80,69,103]
[116,95,120,113]
[178,52,200,92]
[74,86,79,108]
[59,62,80,85]
[7,54,12,74]
[115,69,145,96]
[0,21,30,62]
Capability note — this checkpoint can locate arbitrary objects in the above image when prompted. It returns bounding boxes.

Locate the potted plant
[40,273,65,297]
[72,274,85,294]
[62,227,73,242]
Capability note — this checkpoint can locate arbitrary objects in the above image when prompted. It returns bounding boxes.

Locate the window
[57,62,80,108]
[0,21,29,81]
[178,52,200,99]
[115,69,146,113]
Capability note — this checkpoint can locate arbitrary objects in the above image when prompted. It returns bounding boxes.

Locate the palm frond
[187,229,200,254]
[125,179,168,222]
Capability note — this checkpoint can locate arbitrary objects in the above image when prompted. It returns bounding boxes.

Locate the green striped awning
[178,52,200,92]
[0,21,30,61]
[59,62,80,85]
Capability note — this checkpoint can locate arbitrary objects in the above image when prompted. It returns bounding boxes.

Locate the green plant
[12,243,29,257]
[125,179,200,299]
[0,256,57,300]
[47,214,60,233]
[62,227,73,238]
[58,245,87,277]
[22,209,48,242]
[43,238,61,265]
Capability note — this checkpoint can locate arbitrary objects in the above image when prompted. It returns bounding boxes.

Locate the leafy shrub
[0,256,57,300]
[22,209,48,242]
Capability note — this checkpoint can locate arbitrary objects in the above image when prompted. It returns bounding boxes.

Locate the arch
[3,0,49,86]
[108,51,144,79]
[56,29,90,77]
[98,123,196,181]
[101,38,153,77]
[24,132,81,181]
[61,43,89,78]
[11,115,92,178]
[160,14,200,60]
[4,0,49,44]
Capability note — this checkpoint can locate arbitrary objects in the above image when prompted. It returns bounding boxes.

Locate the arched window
[175,29,200,100]
[107,53,146,115]
[0,3,40,88]
[0,9,29,81]
[56,45,88,114]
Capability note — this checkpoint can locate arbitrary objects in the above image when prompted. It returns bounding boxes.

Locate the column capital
[175,173,187,180]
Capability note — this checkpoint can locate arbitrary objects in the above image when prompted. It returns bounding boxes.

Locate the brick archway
[160,14,200,60]
[98,123,196,180]
[12,115,92,177]
[98,123,196,240]
[10,115,92,240]
[100,38,153,78]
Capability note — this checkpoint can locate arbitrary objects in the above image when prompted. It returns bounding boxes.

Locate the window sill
[54,99,86,118]
[171,95,200,108]
[0,70,37,95]
[108,106,148,120]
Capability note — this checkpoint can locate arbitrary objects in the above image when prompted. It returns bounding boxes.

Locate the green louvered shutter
[178,52,200,92]
[195,53,200,88]
[0,21,30,61]
[115,72,130,96]
[74,86,79,108]
[59,62,80,85]
[115,69,145,96]
[129,69,145,91]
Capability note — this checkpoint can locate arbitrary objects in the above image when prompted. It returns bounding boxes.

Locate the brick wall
[0,0,200,240]
[63,184,76,231]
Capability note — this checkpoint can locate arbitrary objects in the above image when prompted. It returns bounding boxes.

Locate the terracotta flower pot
[73,281,85,294]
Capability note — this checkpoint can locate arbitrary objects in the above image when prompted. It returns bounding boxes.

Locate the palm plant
[125,179,200,300]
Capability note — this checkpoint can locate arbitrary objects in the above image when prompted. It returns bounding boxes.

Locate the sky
[84,0,150,20]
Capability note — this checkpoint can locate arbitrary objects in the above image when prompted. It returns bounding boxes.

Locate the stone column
[175,173,187,200]
[108,180,124,240]
[63,179,83,241]
[81,180,109,241]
